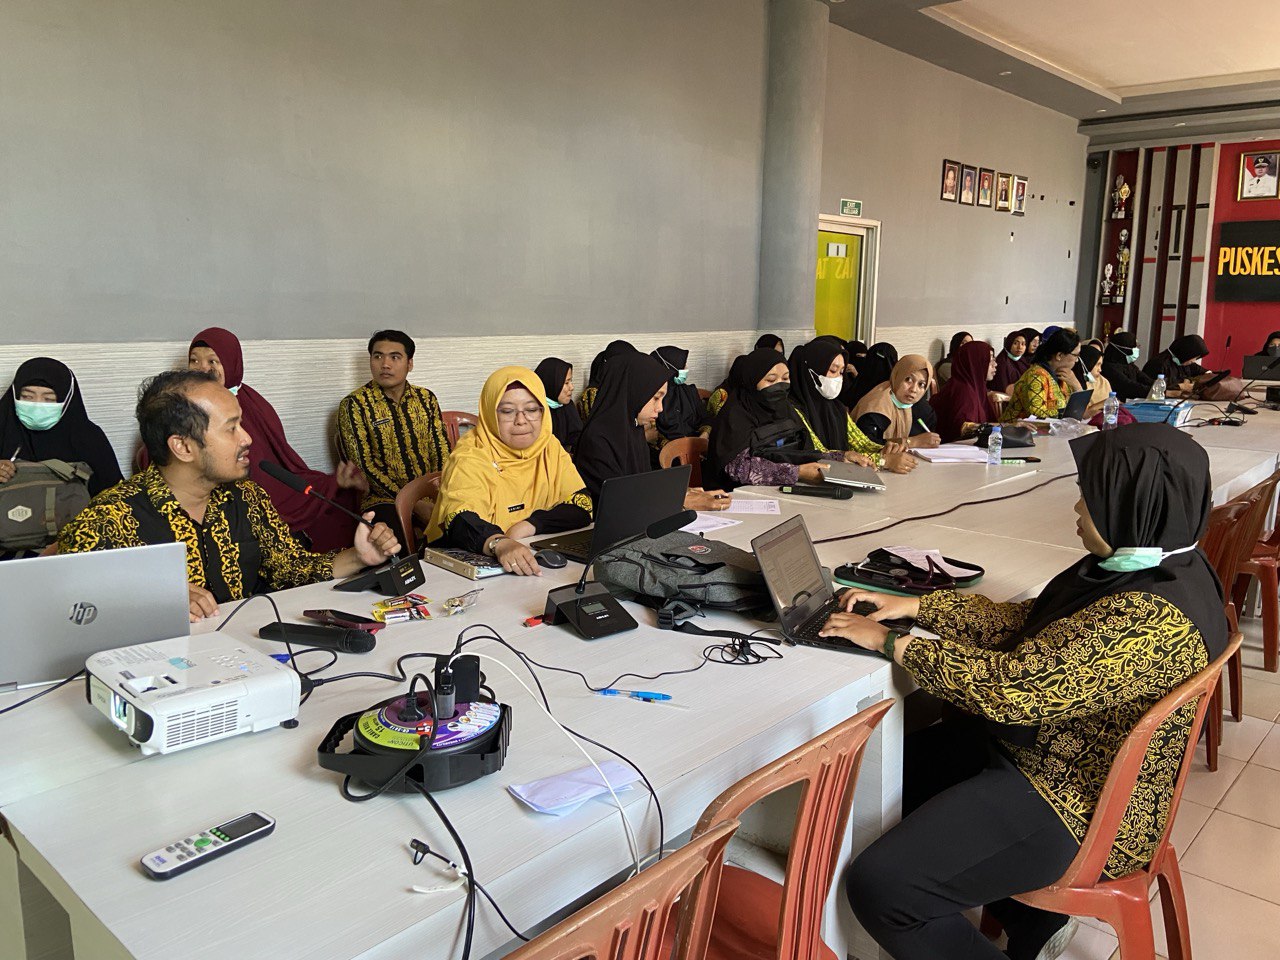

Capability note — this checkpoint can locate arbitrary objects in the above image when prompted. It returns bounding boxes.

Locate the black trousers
[846,718,1080,960]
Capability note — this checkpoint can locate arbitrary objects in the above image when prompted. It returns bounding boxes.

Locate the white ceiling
[931,0,1280,95]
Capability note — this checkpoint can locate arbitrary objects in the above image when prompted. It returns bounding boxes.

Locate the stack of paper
[911,444,991,463]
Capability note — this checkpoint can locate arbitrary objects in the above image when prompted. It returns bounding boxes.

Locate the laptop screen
[752,515,833,634]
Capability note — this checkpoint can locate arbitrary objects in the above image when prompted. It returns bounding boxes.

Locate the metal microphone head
[258,460,309,494]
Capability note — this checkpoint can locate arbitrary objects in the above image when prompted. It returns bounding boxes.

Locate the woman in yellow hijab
[428,366,593,576]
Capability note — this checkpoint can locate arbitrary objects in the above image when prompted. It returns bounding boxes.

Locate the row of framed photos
[940,160,1027,215]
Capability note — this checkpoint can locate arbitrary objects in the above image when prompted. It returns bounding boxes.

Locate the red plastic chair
[394,471,441,554]
[1231,467,1280,673]
[982,633,1242,960]
[675,699,894,960]
[441,411,479,451]
[659,437,708,489]
[503,820,739,960]
[1198,500,1250,770]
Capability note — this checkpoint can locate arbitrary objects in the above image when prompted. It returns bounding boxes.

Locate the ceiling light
[1174,122,1187,127]
[998,70,1012,77]
[1096,109,1108,114]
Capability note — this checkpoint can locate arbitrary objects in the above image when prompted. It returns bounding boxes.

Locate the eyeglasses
[496,405,544,422]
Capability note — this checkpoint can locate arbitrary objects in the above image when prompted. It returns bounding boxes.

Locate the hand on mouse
[494,538,541,576]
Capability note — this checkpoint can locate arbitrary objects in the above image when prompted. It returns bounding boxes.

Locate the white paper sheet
[724,498,781,515]
[682,514,744,534]
[882,546,975,578]
[911,444,991,463]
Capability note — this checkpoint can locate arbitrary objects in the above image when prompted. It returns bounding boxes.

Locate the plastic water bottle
[1103,391,1120,430]
[986,425,1002,465]
[1149,374,1167,401]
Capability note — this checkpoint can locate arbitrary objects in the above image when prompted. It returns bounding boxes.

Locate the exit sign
[840,198,862,217]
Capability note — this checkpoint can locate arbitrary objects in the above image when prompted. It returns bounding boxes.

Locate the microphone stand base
[333,555,426,597]
[544,582,638,640]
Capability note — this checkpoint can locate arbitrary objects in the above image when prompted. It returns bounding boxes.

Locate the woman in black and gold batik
[820,423,1228,960]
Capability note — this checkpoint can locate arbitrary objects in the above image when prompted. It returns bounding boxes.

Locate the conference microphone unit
[257,460,426,597]
[1224,354,1280,417]
[545,508,697,640]
[259,621,377,654]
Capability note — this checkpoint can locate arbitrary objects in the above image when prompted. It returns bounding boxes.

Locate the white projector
[86,632,300,756]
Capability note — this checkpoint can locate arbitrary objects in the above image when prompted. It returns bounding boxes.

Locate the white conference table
[2,422,1277,960]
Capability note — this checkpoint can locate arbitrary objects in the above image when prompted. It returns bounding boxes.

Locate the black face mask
[758,382,792,413]
[1268,345,1280,358]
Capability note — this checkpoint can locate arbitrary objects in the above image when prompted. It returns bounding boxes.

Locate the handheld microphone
[573,509,697,595]
[258,621,377,654]
[258,461,381,536]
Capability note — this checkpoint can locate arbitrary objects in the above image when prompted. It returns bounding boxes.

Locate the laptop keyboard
[537,530,592,562]
[793,598,841,641]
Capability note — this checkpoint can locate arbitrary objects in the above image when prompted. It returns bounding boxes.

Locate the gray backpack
[0,459,93,551]
[593,530,770,623]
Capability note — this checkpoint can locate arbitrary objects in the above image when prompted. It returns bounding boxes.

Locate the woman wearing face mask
[1255,331,1280,357]
[931,341,999,443]
[852,356,942,448]
[427,366,592,577]
[533,357,582,452]
[649,345,711,443]
[0,358,122,496]
[184,327,367,551]
[826,424,1228,960]
[706,347,847,490]
[1002,329,1082,422]
[989,330,1031,392]
[1142,334,1210,397]
[1100,331,1152,401]
[787,339,917,474]
[575,351,730,510]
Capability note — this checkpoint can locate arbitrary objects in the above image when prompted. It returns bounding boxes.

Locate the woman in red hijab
[187,327,366,551]
[931,340,999,443]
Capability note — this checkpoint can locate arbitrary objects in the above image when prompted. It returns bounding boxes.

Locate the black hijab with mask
[0,358,123,496]
[533,357,583,451]
[1257,331,1280,356]
[573,351,669,498]
[845,342,899,408]
[788,338,849,450]
[1144,334,1210,384]
[651,345,709,441]
[1101,331,1153,401]
[706,347,821,490]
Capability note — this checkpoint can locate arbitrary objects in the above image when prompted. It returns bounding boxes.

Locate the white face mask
[811,370,842,400]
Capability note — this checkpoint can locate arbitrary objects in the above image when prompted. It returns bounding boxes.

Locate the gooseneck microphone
[573,509,697,595]
[1224,354,1280,417]
[258,460,380,536]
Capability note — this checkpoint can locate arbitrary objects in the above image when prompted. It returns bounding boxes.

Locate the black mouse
[535,550,567,569]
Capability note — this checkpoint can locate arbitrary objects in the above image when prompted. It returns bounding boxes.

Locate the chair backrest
[505,820,739,960]
[441,411,479,451]
[1200,501,1251,587]
[683,699,893,960]
[394,471,441,553]
[1229,467,1280,567]
[658,437,708,488]
[1051,632,1242,889]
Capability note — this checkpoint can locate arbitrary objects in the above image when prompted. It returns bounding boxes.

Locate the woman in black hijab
[573,351,670,499]
[1101,331,1153,401]
[533,357,583,452]
[1255,331,1280,356]
[0,358,122,496]
[934,331,973,387]
[578,340,637,420]
[754,333,785,354]
[1143,334,1210,395]
[844,341,899,408]
[826,424,1227,960]
[650,345,710,442]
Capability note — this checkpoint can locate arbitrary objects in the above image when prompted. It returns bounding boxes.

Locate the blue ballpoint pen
[595,688,672,702]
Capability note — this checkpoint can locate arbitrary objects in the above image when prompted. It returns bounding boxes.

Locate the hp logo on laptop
[69,602,98,626]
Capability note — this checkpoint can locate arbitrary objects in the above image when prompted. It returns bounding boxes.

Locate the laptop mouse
[535,550,567,569]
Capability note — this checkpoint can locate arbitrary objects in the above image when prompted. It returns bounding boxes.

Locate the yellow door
[814,231,862,342]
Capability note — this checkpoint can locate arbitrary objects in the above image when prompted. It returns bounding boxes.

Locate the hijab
[586,340,636,389]
[845,342,899,407]
[990,329,1032,391]
[845,340,868,359]
[706,347,815,488]
[931,341,996,442]
[188,327,356,550]
[1144,334,1209,382]
[940,331,972,364]
[852,354,933,443]
[1105,331,1138,365]
[788,338,849,450]
[754,333,785,353]
[573,351,669,498]
[651,345,705,441]
[1260,331,1280,355]
[534,357,583,451]
[0,358,122,496]
[426,366,584,541]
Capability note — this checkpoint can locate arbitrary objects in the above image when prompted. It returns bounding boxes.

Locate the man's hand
[336,461,368,494]
[188,583,219,623]
[354,512,400,566]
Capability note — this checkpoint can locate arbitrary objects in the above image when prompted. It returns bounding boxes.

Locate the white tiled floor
[1052,620,1280,960]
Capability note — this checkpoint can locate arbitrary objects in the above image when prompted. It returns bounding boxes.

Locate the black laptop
[531,465,691,564]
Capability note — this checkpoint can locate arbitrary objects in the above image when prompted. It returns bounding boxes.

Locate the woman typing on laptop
[819,424,1227,960]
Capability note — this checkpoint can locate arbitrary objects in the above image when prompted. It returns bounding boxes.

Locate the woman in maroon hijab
[187,327,366,551]
[931,340,999,442]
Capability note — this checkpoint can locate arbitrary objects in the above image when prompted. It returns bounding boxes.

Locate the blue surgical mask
[1098,543,1197,572]
[546,398,563,410]
[1006,350,1021,360]
[228,384,241,396]
[673,369,689,385]
[890,393,913,410]
[13,381,74,431]
[1126,347,1140,362]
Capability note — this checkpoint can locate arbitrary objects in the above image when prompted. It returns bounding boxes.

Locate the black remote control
[779,483,853,500]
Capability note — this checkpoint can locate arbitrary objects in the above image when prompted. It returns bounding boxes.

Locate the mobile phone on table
[302,609,384,633]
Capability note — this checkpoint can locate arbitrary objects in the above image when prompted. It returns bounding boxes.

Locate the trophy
[1115,230,1131,305]
[1112,175,1131,219]
[1100,263,1114,305]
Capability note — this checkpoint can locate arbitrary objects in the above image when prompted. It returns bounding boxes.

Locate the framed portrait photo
[940,159,960,202]
[1011,175,1029,216]
[995,173,1013,212]
[959,164,978,206]
[1239,151,1279,201]
[977,168,995,208]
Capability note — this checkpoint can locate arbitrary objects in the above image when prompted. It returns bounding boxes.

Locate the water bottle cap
[1109,391,1116,397]
[1157,374,1165,379]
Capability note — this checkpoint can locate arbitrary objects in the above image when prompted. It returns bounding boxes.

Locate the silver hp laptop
[751,515,881,657]
[823,460,886,491]
[1,543,190,692]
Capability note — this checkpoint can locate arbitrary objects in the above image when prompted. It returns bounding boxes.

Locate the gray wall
[821,26,1088,335]
[1,0,768,343]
